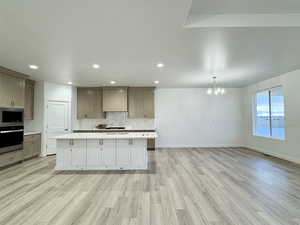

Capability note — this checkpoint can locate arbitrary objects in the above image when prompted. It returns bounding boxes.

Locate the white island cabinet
[55,132,157,170]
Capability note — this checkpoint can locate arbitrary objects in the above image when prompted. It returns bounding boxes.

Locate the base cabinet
[23,134,41,160]
[0,150,23,168]
[70,140,86,169]
[86,140,104,168]
[116,139,132,168]
[56,140,86,170]
[56,139,148,170]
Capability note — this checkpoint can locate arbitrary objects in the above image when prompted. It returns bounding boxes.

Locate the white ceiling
[189,0,300,14]
[1,0,300,87]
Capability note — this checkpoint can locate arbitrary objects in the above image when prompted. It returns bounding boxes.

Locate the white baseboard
[156,144,243,148]
[243,145,300,165]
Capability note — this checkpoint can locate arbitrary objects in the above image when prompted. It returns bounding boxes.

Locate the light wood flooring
[0,148,300,225]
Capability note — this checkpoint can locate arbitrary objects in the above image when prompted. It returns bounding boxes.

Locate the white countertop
[74,128,155,131]
[24,131,42,136]
[54,132,157,139]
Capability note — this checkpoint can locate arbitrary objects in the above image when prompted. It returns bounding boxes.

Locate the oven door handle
[0,129,24,134]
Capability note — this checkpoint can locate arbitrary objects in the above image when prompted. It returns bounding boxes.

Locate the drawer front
[0,150,23,168]
[24,135,33,143]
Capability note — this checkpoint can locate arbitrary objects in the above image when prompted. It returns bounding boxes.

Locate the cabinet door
[32,134,41,156]
[56,140,71,170]
[86,140,104,168]
[70,140,86,169]
[24,80,35,120]
[131,139,147,169]
[0,74,7,107]
[0,73,14,107]
[102,139,116,167]
[128,87,154,118]
[102,87,128,112]
[0,73,25,108]
[23,136,34,160]
[77,87,104,119]
[8,75,25,108]
[143,88,155,118]
[147,138,155,150]
[116,139,131,168]
[128,88,144,118]
[0,150,23,168]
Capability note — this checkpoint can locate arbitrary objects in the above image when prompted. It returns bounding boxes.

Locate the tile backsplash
[73,112,155,130]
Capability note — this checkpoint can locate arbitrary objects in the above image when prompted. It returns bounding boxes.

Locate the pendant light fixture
[206,76,226,95]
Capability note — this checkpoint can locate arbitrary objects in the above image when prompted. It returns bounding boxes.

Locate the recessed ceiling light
[92,64,100,69]
[110,81,116,84]
[154,80,159,84]
[156,63,164,68]
[29,65,38,70]
[68,82,73,85]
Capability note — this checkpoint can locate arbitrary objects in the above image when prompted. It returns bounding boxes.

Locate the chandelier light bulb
[220,88,226,95]
[207,76,226,96]
[207,88,213,95]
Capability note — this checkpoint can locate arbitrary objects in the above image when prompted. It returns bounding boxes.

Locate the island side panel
[131,139,148,169]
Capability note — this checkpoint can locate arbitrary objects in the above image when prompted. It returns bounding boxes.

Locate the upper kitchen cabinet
[24,79,35,120]
[77,87,105,119]
[128,87,155,118]
[0,72,25,108]
[103,87,128,112]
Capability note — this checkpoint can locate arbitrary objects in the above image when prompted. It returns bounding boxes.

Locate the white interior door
[46,101,70,155]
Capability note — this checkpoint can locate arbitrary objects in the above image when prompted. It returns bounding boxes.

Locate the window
[254,87,285,139]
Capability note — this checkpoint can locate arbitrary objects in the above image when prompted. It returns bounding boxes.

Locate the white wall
[244,70,300,164]
[155,88,244,148]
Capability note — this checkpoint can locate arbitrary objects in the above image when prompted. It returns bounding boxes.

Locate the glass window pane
[270,87,285,139]
[255,91,270,137]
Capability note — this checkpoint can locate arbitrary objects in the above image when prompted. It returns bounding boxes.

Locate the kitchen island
[54,132,157,171]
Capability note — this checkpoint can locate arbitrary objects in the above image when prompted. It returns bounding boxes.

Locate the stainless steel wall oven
[0,108,24,154]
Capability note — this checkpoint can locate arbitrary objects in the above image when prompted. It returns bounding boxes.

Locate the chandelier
[206,76,226,95]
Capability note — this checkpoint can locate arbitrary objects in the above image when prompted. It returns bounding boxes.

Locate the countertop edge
[24,132,42,136]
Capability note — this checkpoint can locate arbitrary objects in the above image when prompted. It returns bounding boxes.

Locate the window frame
[252,86,285,140]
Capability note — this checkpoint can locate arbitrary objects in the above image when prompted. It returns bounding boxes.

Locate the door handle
[0,129,24,133]
[64,129,69,131]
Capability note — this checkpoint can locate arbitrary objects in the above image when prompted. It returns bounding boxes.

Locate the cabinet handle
[84,114,87,118]
[99,139,103,145]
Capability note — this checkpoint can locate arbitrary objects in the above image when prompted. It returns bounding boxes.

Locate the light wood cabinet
[24,80,35,120]
[128,87,155,118]
[147,138,155,150]
[23,134,41,160]
[103,87,128,112]
[0,73,25,108]
[0,150,23,168]
[77,87,105,119]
